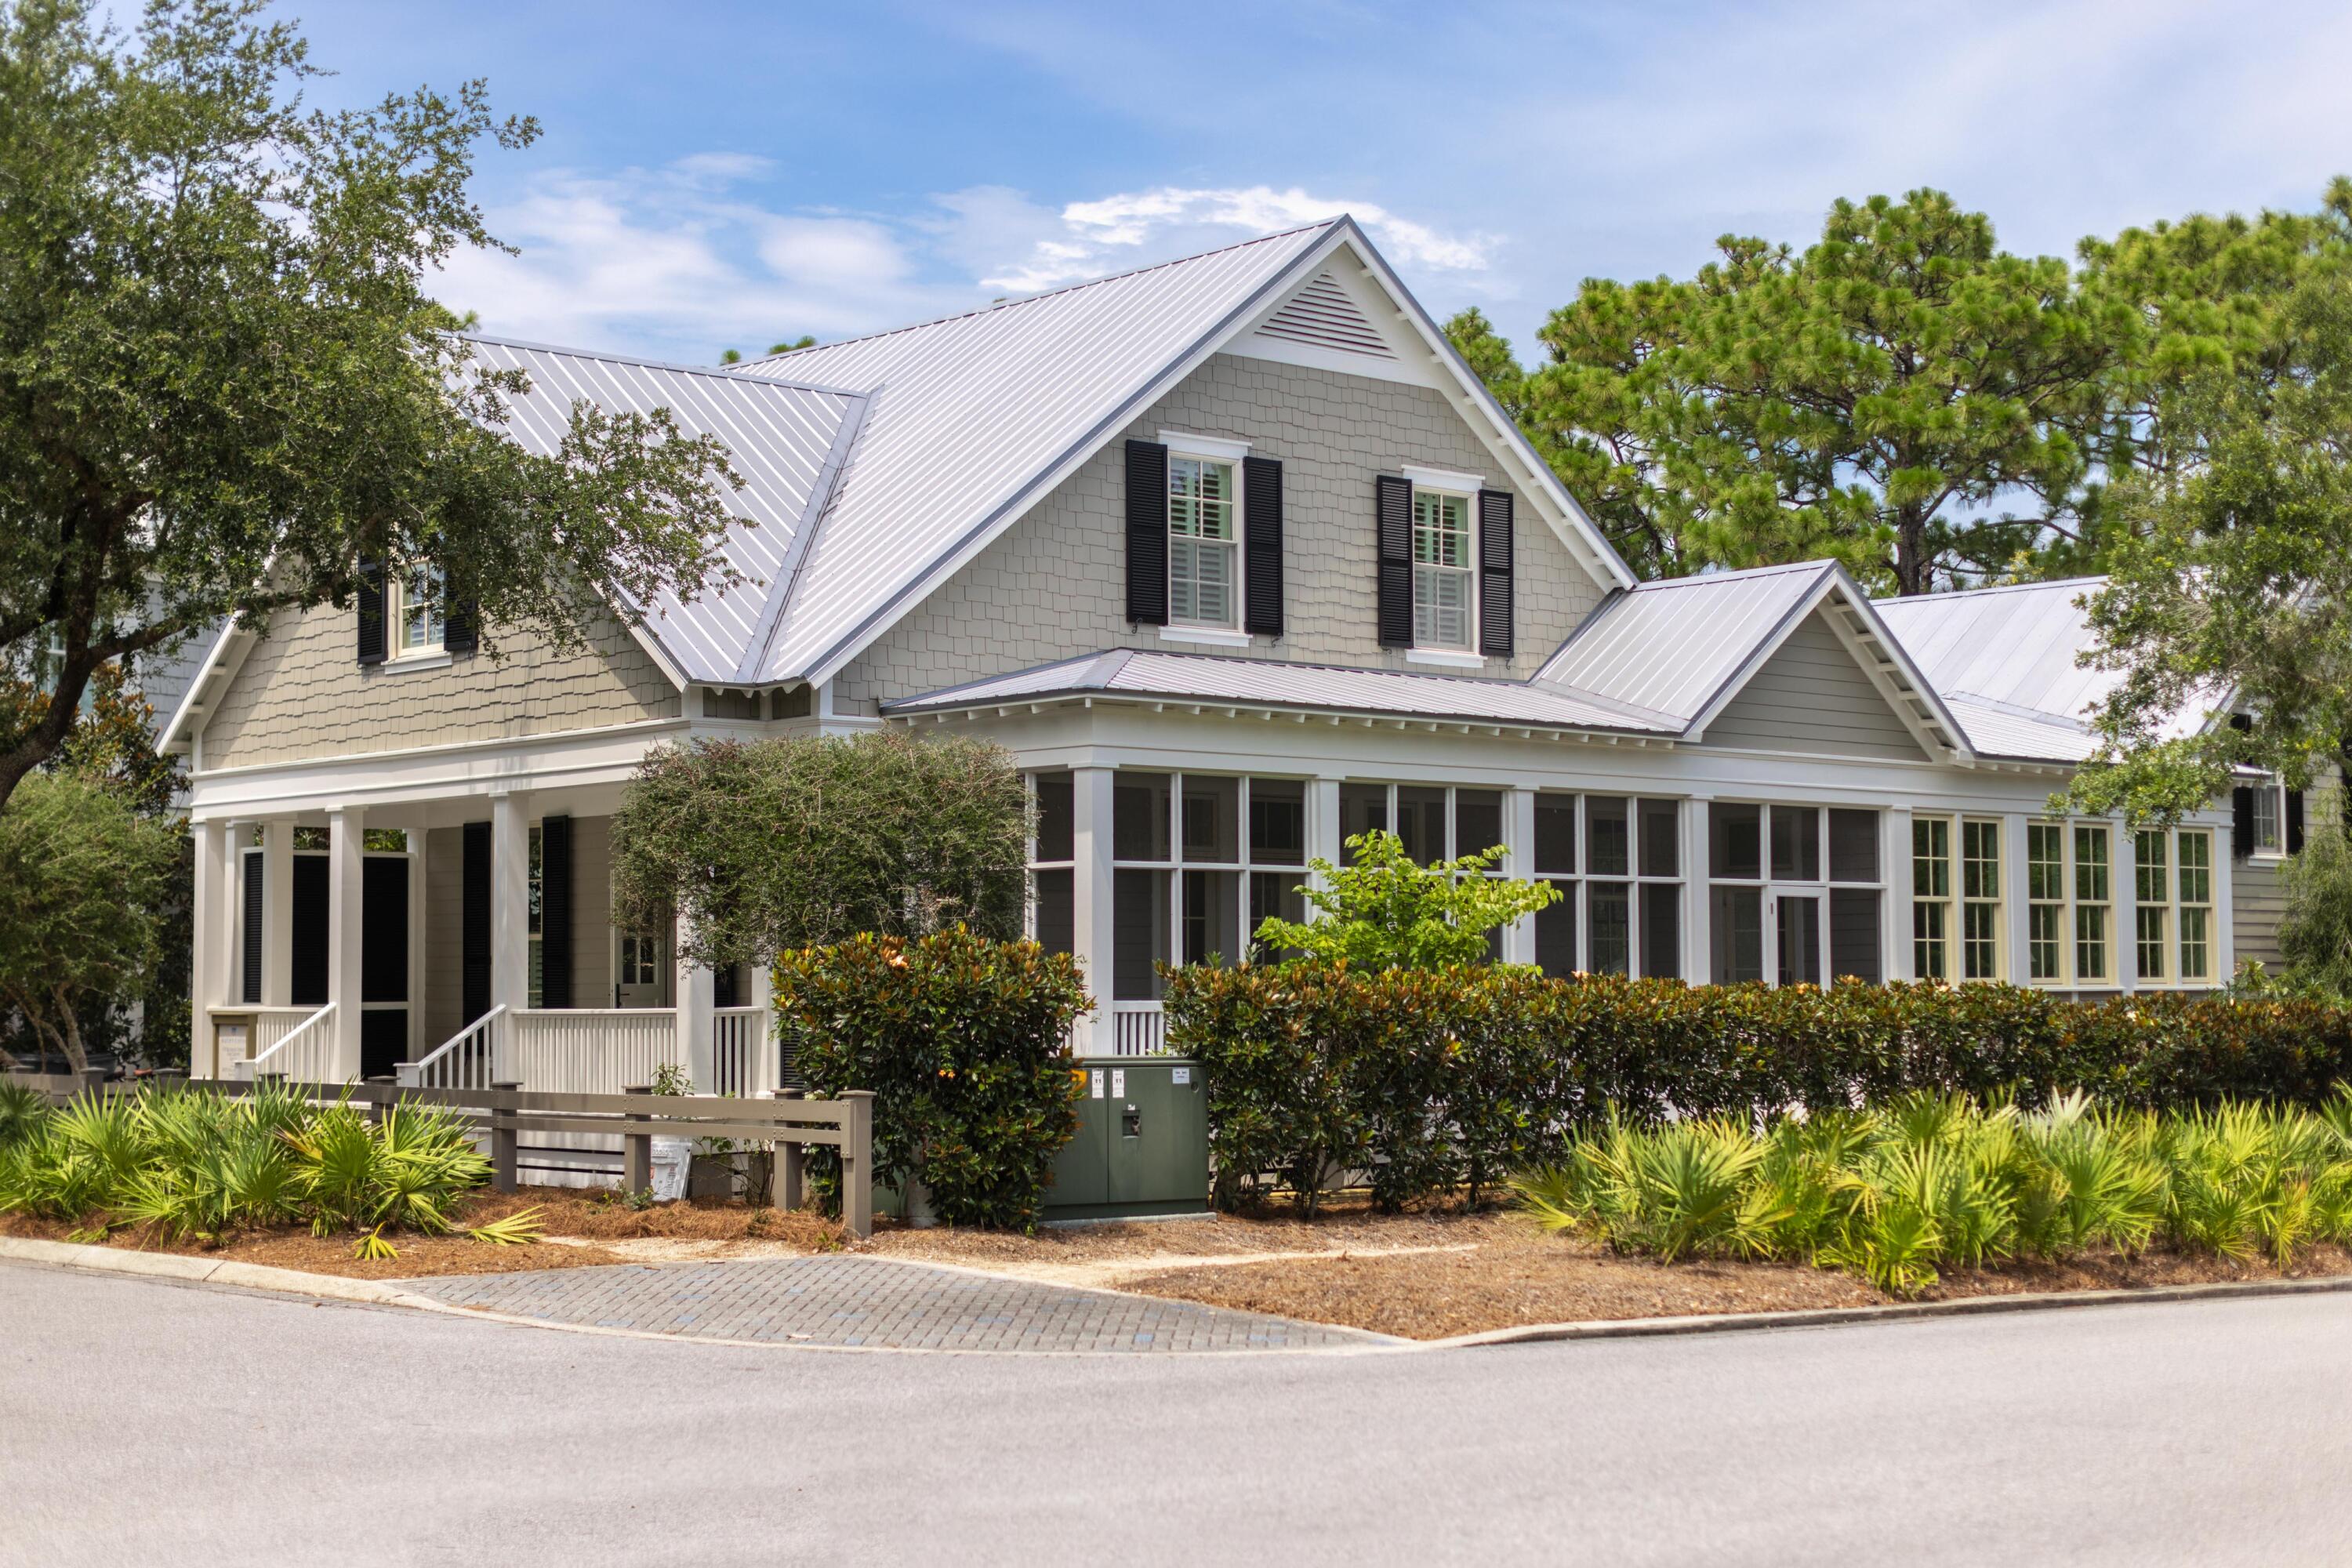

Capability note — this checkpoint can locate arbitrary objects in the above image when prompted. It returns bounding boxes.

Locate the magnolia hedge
[1163,963,2352,1213]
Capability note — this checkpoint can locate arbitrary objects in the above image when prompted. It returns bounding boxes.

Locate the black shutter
[1242,456,1284,637]
[356,559,386,666]
[2232,786,2254,860]
[240,851,265,1004]
[461,822,492,1024]
[540,815,573,1010]
[1376,474,1413,648]
[443,578,478,655]
[1478,489,1515,658]
[1124,440,1169,626]
[2287,789,2306,855]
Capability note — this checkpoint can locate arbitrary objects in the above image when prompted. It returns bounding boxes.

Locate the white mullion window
[2027,822,2068,982]
[1025,772,1075,956]
[1912,816,1955,981]
[2074,824,2113,984]
[2249,777,2285,856]
[1167,456,1240,630]
[2178,829,2214,983]
[387,563,446,659]
[1960,819,2003,981]
[2134,828,2170,985]
[1410,488,1475,651]
[1533,791,1579,975]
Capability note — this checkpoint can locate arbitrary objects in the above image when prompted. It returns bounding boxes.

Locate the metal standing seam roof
[463,338,866,684]
[725,221,1342,686]
[880,648,1686,735]
[1530,561,1838,724]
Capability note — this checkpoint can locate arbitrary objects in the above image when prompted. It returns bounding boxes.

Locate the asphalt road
[5,1263,2350,1567]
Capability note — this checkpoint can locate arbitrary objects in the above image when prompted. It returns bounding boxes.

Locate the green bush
[1251,829,1557,970]
[774,927,1092,1230]
[1164,962,2352,1213]
[1515,1090,2352,1296]
[0,1080,491,1247]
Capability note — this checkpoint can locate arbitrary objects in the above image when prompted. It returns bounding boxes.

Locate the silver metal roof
[464,338,866,684]
[883,648,1684,735]
[727,223,1340,684]
[1533,561,1835,723]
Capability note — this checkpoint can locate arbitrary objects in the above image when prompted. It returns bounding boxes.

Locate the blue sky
[285,0,2352,366]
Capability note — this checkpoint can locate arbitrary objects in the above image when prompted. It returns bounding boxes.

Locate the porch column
[326,806,366,1080]
[260,820,294,1006]
[2115,816,2141,994]
[1886,806,1914,983]
[1683,793,1712,985]
[677,936,716,1090]
[1501,787,1537,964]
[489,791,532,1014]
[191,818,228,1077]
[1071,766,1117,1056]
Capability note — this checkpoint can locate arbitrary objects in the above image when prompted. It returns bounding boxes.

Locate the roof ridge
[458,332,863,398]
[1625,560,1836,592]
[1874,574,2109,607]
[740,220,1344,366]
[1946,689,2092,732]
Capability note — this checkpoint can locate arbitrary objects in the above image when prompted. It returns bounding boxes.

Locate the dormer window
[1411,488,1473,650]
[1167,455,1239,629]
[388,563,446,659]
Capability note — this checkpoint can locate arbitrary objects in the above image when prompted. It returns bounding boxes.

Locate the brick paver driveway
[399,1254,1393,1352]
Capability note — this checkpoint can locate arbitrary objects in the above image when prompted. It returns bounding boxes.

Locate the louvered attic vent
[1254,272,1394,358]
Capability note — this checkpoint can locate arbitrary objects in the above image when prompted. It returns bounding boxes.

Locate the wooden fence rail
[1,1073,877,1239]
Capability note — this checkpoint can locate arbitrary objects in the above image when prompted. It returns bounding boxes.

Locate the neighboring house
[158,216,2239,1095]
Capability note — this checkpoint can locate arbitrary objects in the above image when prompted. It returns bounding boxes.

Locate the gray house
[159,216,2238,1092]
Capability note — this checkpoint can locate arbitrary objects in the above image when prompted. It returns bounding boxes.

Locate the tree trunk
[53,985,89,1076]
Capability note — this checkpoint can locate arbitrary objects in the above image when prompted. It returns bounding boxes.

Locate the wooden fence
[3,1072,878,1239]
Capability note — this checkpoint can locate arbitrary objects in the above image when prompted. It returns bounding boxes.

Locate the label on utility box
[1090,1069,1105,1099]
[1171,1067,1191,1086]
[1111,1069,1126,1098]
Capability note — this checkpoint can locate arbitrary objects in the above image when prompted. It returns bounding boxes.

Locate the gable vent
[1254,272,1395,359]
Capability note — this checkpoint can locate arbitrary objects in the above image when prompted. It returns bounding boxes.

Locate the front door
[614,930,670,1008]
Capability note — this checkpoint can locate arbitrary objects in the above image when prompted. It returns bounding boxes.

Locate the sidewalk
[399,1253,1396,1352]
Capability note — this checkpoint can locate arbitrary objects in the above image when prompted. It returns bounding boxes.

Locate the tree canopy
[0,0,748,809]
[608,730,1029,970]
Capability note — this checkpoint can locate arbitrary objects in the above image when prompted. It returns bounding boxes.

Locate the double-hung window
[2131,826,2217,986]
[2178,830,2214,982]
[1167,456,1239,629]
[386,563,446,658]
[2074,826,2112,982]
[2134,829,2169,982]
[1912,816,2004,982]
[1410,488,1473,651]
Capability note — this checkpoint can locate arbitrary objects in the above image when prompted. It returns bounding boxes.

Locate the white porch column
[677,929,716,1089]
[191,818,228,1077]
[1309,779,1343,881]
[490,792,532,1017]
[2214,818,2238,983]
[1502,787,1537,964]
[2004,814,2034,985]
[1684,793,1712,985]
[326,806,365,1080]
[1072,766,1117,1056]
[1886,806,1915,982]
[260,820,293,1007]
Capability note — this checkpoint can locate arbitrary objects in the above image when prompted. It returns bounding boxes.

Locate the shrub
[1252,830,1556,970]
[1166,960,2352,1214]
[1515,1089,2352,1296]
[774,927,1092,1230]
[0,1080,491,1251]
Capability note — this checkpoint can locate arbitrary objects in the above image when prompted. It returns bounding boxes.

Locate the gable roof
[1533,561,1972,760]
[1871,576,2214,764]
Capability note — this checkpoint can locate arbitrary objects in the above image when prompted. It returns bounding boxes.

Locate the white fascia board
[159,617,248,753]
[183,715,690,820]
[1329,224,1639,593]
[800,223,1362,690]
[1159,430,1252,462]
[1400,463,1487,495]
[1677,567,1976,765]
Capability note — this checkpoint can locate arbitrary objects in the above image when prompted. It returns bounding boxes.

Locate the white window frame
[1401,466,1483,659]
[2133,825,2218,988]
[1709,802,1883,988]
[1160,433,1250,641]
[2177,828,2216,985]
[1912,815,2004,982]
[386,562,446,660]
[1513,792,1683,980]
[2248,775,2289,859]
[1110,772,1314,1005]
[2025,820,2117,988]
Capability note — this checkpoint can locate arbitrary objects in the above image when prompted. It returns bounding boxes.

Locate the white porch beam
[326,805,365,1081]
[490,792,532,1017]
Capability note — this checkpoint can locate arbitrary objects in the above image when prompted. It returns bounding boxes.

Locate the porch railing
[711,1005,775,1097]
[509,1007,683,1094]
[1110,1001,1169,1056]
[233,1001,337,1082]
[401,1004,506,1092]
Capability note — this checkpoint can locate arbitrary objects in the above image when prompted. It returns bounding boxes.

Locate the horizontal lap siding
[1702,612,1927,762]
[829,353,1606,713]
[2234,856,2288,971]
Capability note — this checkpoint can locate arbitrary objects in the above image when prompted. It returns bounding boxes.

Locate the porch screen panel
[461,822,491,1025]
[289,855,328,1006]
[240,849,265,1004]
[539,815,574,1009]
[361,858,408,1003]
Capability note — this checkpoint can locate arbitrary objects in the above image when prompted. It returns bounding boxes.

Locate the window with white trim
[1912,815,2003,982]
[2178,829,2214,982]
[386,563,446,657]
[1167,456,1239,629]
[1710,803,1881,986]
[1519,793,1682,978]
[2132,826,2216,986]
[2134,829,2169,983]
[1111,774,1308,1000]
[1410,488,1473,650]
[2249,778,2284,855]
[1336,782,1523,964]
[2074,825,2112,982]
[1026,772,1074,956]
[2026,822,2114,985]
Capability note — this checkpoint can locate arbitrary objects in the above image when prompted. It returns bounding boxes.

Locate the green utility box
[1044,1057,1210,1221]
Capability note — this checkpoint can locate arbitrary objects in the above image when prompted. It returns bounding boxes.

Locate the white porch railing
[233,1002,338,1082]
[208,1005,321,1076]
[509,1007,684,1094]
[711,1006,775,1097]
[1110,1002,1169,1056]
[401,1005,506,1091]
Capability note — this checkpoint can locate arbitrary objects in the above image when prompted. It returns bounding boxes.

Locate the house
[159,216,2240,1094]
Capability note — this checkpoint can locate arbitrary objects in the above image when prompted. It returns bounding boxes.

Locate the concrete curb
[0,1236,453,1313]
[1422,1272,2352,1349]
